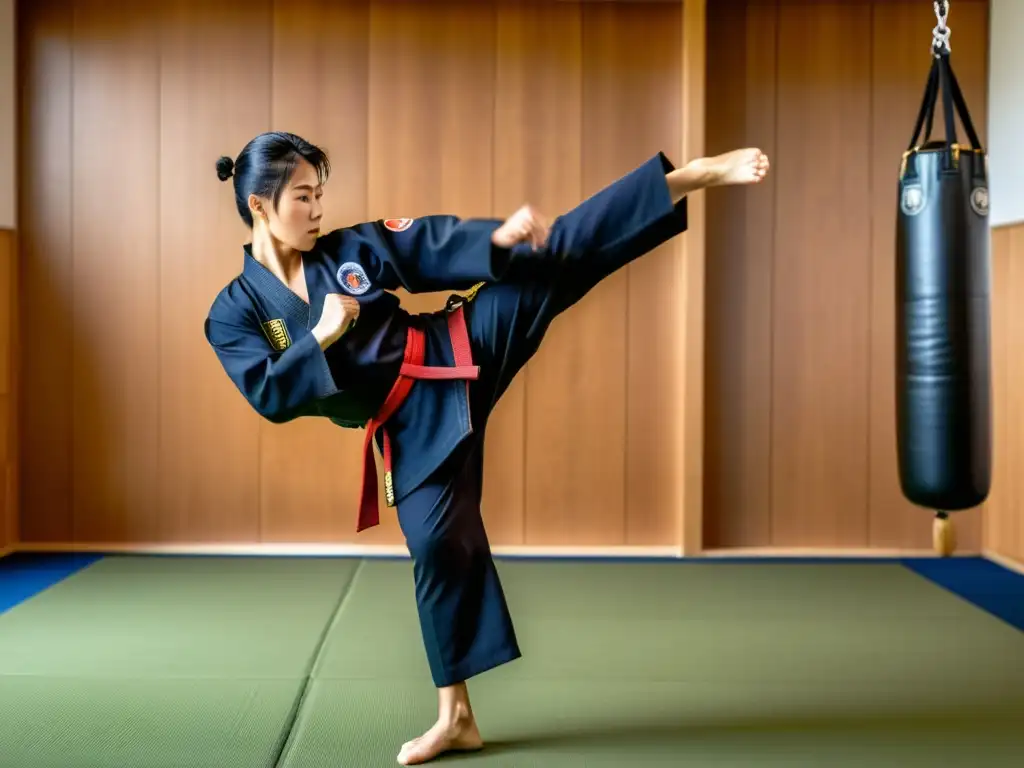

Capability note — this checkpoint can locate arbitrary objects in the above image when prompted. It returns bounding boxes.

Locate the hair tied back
[216,155,235,182]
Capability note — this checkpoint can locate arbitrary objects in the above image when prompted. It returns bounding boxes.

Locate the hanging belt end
[384,471,396,507]
[355,510,379,533]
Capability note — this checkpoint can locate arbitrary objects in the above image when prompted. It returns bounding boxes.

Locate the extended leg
[466,146,770,407]
[503,147,768,317]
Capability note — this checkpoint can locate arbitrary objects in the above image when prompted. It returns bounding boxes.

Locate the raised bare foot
[396,712,483,765]
[693,147,770,187]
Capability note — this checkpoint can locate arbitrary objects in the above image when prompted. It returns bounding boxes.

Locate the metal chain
[933,0,951,54]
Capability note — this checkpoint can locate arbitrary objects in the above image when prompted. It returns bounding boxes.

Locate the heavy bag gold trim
[899,143,986,180]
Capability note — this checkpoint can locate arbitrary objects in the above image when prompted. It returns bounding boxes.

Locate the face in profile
[256,157,324,252]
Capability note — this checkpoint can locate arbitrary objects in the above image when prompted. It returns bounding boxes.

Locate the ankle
[437,684,473,726]
[667,160,714,202]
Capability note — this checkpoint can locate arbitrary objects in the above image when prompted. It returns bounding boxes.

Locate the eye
[298,195,310,203]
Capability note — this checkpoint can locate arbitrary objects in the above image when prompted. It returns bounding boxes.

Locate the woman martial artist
[205,131,769,765]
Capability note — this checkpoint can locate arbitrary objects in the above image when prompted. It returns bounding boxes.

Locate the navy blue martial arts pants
[395,152,688,688]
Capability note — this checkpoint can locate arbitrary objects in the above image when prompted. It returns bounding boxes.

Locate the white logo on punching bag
[901,184,925,216]
[970,186,989,217]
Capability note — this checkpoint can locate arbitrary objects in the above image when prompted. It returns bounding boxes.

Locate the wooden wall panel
[158,0,271,543]
[525,2,683,546]
[704,0,777,548]
[621,3,683,546]
[0,229,12,550]
[705,0,991,551]
[70,0,161,543]
[18,0,686,548]
[17,0,73,542]
[490,1,583,545]
[771,1,873,546]
[260,0,370,542]
[986,224,1024,567]
[867,1,937,550]
[364,0,497,546]
[23,0,995,554]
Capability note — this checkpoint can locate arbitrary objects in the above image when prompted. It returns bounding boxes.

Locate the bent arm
[330,215,512,293]
[205,314,340,424]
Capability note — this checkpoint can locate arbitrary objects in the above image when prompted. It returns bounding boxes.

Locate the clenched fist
[312,293,360,349]
[491,204,550,250]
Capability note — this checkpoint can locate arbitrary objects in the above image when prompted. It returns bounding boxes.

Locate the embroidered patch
[262,319,291,351]
[970,186,989,217]
[900,184,924,216]
[337,262,372,295]
[383,218,414,233]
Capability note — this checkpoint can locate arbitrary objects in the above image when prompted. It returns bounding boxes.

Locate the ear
[248,193,268,222]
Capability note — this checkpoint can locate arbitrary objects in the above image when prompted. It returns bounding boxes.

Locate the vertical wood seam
[260,0,277,542]
[69,0,78,543]
[767,0,779,547]
[865,0,875,547]
[155,2,163,542]
[681,0,706,553]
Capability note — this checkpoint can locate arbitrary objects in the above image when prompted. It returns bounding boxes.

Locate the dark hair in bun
[215,156,234,182]
[215,132,330,229]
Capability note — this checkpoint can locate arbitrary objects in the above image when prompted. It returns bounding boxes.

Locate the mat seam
[270,558,365,768]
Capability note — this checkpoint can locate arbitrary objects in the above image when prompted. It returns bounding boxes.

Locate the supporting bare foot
[693,147,770,187]
[396,709,483,765]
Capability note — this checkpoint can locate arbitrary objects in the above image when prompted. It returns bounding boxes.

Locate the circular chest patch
[337,262,372,295]
[383,218,414,233]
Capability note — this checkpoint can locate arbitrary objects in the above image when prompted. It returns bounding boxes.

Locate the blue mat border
[901,556,1024,633]
[0,552,104,615]
[1,550,1021,632]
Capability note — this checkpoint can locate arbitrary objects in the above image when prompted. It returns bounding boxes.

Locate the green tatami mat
[0,556,360,768]
[285,560,1024,767]
[2,557,1022,767]
[281,679,1023,768]
[0,677,303,768]
[315,560,1024,683]
[0,556,358,677]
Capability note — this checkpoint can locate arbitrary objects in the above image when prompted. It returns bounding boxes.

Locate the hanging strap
[907,61,940,152]
[906,0,983,168]
[907,53,981,153]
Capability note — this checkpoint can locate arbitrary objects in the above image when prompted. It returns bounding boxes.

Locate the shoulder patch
[383,218,414,233]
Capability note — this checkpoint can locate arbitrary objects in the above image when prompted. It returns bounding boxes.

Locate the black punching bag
[896,48,991,513]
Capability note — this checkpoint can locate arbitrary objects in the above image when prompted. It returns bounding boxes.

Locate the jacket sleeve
[204,307,340,424]
[334,215,513,293]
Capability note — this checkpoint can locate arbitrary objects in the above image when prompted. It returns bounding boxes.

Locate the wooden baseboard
[12,541,687,559]
[699,547,980,558]
[10,542,982,560]
[13,541,413,557]
[985,550,1024,576]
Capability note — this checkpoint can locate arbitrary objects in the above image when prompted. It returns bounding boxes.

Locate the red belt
[357,303,479,531]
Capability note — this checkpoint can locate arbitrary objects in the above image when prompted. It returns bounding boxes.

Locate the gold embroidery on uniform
[262,319,292,351]
[446,282,484,313]
[463,282,483,302]
[384,471,395,507]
